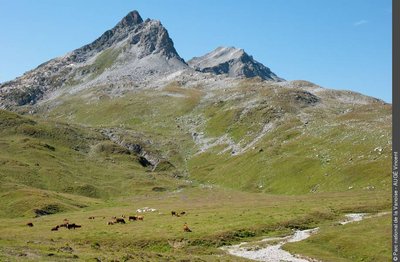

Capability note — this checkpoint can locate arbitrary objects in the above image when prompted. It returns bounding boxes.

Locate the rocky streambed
[221,213,380,262]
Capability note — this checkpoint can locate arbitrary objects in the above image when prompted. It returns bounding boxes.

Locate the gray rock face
[0,10,188,108]
[67,10,184,64]
[0,12,285,109]
[74,10,145,61]
[188,47,283,81]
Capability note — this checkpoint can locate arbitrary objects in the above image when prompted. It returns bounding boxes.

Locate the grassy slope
[37,83,202,172]
[0,110,184,217]
[0,79,392,260]
[188,82,391,194]
[34,81,391,195]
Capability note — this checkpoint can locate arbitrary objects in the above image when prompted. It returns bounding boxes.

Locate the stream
[221,213,372,262]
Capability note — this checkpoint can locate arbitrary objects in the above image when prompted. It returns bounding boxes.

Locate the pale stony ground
[221,213,382,262]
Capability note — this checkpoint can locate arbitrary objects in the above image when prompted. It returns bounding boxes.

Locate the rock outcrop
[0,10,188,108]
[188,47,283,81]
[0,11,287,109]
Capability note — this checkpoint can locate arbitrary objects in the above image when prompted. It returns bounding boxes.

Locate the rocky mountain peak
[117,10,143,29]
[129,19,183,60]
[0,12,286,109]
[0,10,189,108]
[188,46,283,81]
[72,11,183,63]
[73,10,145,60]
[209,46,246,60]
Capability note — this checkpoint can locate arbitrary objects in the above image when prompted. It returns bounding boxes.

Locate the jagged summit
[118,10,143,28]
[0,10,188,107]
[0,11,285,108]
[74,10,154,61]
[79,10,143,54]
[74,10,184,64]
[188,46,283,81]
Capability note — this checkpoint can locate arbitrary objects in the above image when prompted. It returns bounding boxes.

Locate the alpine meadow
[0,11,391,261]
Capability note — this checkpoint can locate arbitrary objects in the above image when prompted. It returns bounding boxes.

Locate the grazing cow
[180,211,186,216]
[115,218,126,224]
[183,223,192,232]
[67,223,81,229]
[51,225,59,231]
[171,211,183,217]
[26,222,34,227]
[136,215,144,221]
[128,216,137,221]
[88,216,95,220]
[107,221,115,225]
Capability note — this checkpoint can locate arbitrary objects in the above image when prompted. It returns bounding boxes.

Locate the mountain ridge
[0,10,188,108]
[188,46,283,81]
[0,10,285,109]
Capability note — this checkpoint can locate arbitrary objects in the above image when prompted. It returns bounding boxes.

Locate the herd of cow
[26,218,82,231]
[25,210,192,232]
[106,214,144,225]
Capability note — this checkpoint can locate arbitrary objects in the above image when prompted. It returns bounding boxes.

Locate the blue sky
[0,0,392,102]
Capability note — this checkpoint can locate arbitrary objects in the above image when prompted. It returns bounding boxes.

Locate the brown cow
[51,225,59,231]
[171,211,182,217]
[180,211,186,216]
[183,223,192,232]
[59,220,69,228]
[67,223,81,229]
[115,218,126,224]
[136,215,144,221]
[107,221,115,225]
[26,222,34,227]
[88,216,95,220]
